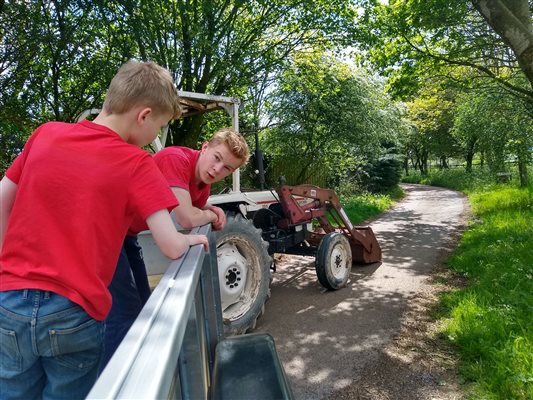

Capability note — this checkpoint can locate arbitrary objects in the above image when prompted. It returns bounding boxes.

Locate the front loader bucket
[347,226,381,264]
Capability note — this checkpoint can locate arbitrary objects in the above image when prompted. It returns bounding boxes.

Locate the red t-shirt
[0,120,178,320]
[154,146,210,207]
[128,146,210,234]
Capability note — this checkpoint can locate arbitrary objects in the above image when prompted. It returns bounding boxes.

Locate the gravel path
[256,184,470,400]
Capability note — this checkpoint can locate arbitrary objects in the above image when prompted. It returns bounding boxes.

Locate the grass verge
[404,168,533,399]
[339,186,404,224]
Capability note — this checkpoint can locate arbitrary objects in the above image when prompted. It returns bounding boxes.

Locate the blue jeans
[0,290,104,400]
[123,236,151,304]
[101,236,151,372]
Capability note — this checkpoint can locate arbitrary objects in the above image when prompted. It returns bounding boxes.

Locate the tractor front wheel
[315,232,352,290]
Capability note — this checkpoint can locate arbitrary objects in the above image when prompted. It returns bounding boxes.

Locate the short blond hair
[208,128,250,166]
[103,60,181,119]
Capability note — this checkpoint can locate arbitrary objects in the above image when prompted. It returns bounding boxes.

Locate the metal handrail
[87,224,222,399]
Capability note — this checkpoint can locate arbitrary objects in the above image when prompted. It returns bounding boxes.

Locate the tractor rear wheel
[315,232,352,290]
[213,214,271,335]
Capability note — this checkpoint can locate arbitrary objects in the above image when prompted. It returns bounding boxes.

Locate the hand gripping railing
[87,224,223,399]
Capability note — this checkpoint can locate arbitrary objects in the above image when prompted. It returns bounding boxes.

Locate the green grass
[404,168,533,399]
[403,167,498,193]
[339,186,404,224]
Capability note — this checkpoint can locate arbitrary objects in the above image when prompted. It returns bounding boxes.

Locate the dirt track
[255,183,469,400]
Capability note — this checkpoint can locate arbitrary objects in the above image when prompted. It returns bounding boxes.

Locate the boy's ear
[137,107,152,124]
[201,142,209,151]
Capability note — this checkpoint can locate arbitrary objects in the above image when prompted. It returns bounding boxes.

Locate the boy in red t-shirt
[102,128,249,368]
[155,128,250,229]
[0,61,208,399]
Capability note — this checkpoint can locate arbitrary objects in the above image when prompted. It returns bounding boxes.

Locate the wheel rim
[216,237,261,322]
[329,243,349,279]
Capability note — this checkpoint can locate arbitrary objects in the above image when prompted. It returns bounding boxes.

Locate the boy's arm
[0,176,17,251]
[146,209,208,260]
[171,187,217,229]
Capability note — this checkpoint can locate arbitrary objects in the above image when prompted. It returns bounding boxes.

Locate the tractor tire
[315,232,352,290]
[213,214,272,335]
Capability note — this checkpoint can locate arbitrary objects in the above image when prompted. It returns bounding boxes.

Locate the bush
[328,162,365,197]
[362,155,402,193]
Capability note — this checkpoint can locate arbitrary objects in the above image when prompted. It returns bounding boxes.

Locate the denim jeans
[0,290,104,400]
[123,236,151,304]
[101,236,151,372]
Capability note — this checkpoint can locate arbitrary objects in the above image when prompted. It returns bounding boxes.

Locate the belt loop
[44,291,51,299]
[22,289,29,299]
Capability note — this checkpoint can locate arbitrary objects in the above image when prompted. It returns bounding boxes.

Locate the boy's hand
[206,206,226,231]
[188,234,209,251]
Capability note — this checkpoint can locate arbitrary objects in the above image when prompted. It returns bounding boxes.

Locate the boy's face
[196,142,242,185]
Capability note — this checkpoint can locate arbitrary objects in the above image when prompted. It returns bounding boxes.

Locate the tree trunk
[440,156,449,169]
[465,135,478,173]
[417,157,424,174]
[168,115,205,148]
[465,150,474,173]
[421,151,429,175]
[517,158,529,187]
[411,156,418,172]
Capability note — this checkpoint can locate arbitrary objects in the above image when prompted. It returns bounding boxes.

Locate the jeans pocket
[49,317,103,371]
[0,327,22,373]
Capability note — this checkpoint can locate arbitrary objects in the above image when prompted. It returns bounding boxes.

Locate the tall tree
[112,0,359,147]
[355,0,533,104]
[453,84,532,185]
[405,90,457,174]
[263,52,404,188]
[0,1,40,172]
[1,0,359,151]
[1,1,125,123]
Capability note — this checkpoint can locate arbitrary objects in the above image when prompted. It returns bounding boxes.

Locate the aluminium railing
[87,224,222,399]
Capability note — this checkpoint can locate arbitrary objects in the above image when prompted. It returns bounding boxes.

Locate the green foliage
[402,167,500,192]
[1,1,119,124]
[356,0,533,187]
[0,123,30,176]
[356,0,532,102]
[399,80,532,186]
[404,87,458,172]
[262,51,407,191]
[1,0,361,149]
[452,84,533,181]
[328,160,366,197]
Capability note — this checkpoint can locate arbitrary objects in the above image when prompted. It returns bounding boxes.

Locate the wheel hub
[217,243,248,310]
[330,246,348,279]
